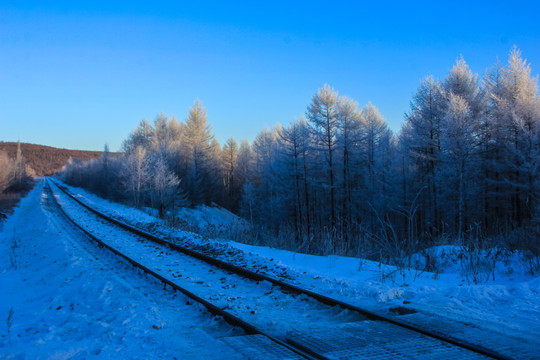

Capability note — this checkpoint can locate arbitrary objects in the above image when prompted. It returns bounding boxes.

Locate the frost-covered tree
[1,141,33,193]
[121,145,149,208]
[440,58,484,239]
[0,151,13,192]
[306,84,339,244]
[335,96,361,242]
[244,127,281,227]
[59,49,540,256]
[441,94,474,240]
[122,119,154,153]
[236,139,253,192]
[153,112,169,150]
[165,115,186,180]
[277,118,312,244]
[205,137,225,204]
[183,100,217,205]
[360,103,393,216]
[14,141,25,182]
[149,154,181,218]
[486,47,540,229]
[402,76,445,241]
[222,137,239,209]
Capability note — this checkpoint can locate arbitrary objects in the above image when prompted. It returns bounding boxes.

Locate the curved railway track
[47,178,511,360]
[40,184,247,358]
[44,180,316,360]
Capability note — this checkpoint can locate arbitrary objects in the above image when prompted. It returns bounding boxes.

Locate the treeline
[60,48,540,257]
[0,142,104,176]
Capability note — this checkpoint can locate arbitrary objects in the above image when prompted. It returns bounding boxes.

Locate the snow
[176,205,247,230]
[0,182,244,359]
[228,242,540,343]
[2,179,539,358]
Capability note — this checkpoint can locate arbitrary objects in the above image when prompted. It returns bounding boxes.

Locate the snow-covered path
[0,181,244,359]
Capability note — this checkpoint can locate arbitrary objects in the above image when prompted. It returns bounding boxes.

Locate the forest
[60,48,540,261]
[0,142,103,214]
[0,142,103,177]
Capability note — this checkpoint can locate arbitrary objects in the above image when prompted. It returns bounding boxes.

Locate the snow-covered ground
[0,182,245,359]
[1,179,539,358]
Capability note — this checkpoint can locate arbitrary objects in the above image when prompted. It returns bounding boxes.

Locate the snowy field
[1,180,539,358]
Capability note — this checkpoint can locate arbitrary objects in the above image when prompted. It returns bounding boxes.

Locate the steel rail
[50,178,511,360]
[45,180,321,360]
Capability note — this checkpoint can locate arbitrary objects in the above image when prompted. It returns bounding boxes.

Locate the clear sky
[1,1,539,151]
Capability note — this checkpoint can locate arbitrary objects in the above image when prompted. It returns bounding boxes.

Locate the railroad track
[47,178,511,360]
[44,180,316,360]
[41,183,247,358]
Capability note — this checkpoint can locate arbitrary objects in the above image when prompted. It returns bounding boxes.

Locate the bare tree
[121,146,149,208]
[149,154,181,218]
[0,151,13,192]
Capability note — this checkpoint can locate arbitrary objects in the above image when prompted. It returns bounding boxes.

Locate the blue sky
[1,1,539,151]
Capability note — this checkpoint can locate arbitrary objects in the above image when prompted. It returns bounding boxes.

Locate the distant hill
[0,142,108,176]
